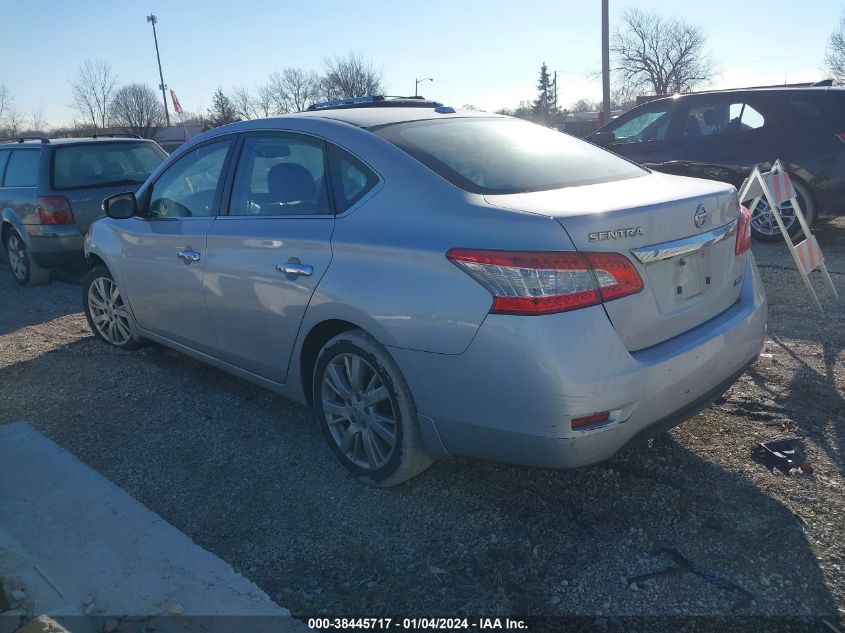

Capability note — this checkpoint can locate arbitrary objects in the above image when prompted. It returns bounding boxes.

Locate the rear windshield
[373,117,646,194]
[52,142,167,190]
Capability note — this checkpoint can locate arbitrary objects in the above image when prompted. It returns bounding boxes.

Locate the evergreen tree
[206,88,240,128]
[532,63,557,122]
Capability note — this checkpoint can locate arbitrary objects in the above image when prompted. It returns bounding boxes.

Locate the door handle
[275,262,313,277]
[177,249,201,263]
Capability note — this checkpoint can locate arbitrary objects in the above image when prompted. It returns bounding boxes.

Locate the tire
[4,229,50,286]
[82,266,145,351]
[747,178,815,243]
[313,330,432,486]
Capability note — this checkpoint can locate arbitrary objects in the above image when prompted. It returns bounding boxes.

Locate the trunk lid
[485,172,746,350]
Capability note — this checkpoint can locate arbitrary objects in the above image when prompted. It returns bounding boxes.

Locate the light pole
[601,0,611,126]
[415,77,433,97]
[146,14,171,127]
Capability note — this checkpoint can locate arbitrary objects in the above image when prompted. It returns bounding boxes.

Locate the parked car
[83,97,767,486]
[0,135,167,285]
[588,86,845,242]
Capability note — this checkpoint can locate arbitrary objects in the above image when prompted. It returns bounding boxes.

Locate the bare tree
[321,52,384,100]
[0,84,11,126]
[3,107,26,138]
[110,84,165,138]
[28,107,48,134]
[827,12,845,84]
[611,8,714,95]
[266,68,321,113]
[231,86,259,119]
[255,84,276,117]
[570,98,600,112]
[610,82,639,112]
[71,60,118,129]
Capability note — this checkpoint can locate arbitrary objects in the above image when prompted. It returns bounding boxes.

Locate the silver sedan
[84,97,767,486]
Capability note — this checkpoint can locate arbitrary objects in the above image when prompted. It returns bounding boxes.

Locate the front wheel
[82,267,144,350]
[313,330,432,486]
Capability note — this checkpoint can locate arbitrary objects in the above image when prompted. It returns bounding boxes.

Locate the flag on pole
[170,90,183,115]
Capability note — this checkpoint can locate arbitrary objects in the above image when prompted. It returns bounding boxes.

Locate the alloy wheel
[87,276,133,346]
[6,233,28,281]
[320,352,398,471]
[750,197,797,237]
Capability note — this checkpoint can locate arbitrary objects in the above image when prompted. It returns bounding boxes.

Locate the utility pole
[146,14,171,127]
[553,70,558,111]
[601,0,611,126]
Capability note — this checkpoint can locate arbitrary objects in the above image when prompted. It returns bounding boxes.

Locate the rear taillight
[446,248,643,315]
[735,204,752,255]
[37,196,74,225]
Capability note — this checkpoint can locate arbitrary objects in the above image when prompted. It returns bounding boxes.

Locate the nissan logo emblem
[694,204,708,228]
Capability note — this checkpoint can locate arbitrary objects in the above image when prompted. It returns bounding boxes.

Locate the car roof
[0,137,159,148]
[643,86,845,106]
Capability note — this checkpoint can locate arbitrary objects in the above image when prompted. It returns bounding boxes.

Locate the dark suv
[588,87,845,241]
[0,136,167,285]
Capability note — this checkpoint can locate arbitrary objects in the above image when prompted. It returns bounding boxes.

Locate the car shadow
[0,262,83,335]
[748,222,845,479]
[0,336,838,624]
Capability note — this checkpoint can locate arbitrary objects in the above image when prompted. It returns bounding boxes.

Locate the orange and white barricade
[738,159,838,314]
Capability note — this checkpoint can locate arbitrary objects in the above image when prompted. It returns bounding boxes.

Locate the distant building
[152,125,203,153]
[557,110,623,138]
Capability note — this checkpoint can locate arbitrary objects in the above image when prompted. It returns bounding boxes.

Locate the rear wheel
[5,229,50,286]
[748,179,814,243]
[83,267,144,350]
[313,330,431,486]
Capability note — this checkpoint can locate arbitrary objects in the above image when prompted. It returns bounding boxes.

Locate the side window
[786,98,830,133]
[148,140,232,218]
[727,103,765,133]
[681,101,766,139]
[229,135,331,216]
[328,146,379,213]
[681,101,721,138]
[4,150,40,187]
[0,150,10,186]
[608,105,671,144]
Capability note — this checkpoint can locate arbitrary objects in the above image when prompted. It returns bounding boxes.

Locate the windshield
[52,142,167,190]
[374,117,646,194]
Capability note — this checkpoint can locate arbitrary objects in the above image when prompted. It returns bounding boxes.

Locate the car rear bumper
[23,224,84,268]
[390,254,767,469]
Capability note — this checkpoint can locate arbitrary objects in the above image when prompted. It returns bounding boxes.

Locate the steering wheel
[151,198,193,218]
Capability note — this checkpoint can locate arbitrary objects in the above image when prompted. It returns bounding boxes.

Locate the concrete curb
[0,422,305,631]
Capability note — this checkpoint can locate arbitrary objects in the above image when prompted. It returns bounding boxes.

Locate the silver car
[84,97,767,486]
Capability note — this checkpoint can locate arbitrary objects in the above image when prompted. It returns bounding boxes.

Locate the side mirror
[103,192,137,219]
[591,131,616,146]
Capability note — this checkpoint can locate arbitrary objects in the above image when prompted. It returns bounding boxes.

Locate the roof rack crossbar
[308,96,385,111]
[14,136,50,144]
[306,95,444,112]
[90,133,143,139]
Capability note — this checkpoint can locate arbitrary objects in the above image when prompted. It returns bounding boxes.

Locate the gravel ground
[1,221,844,627]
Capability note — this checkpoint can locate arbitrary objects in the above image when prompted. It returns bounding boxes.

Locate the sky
[1,0,841,126]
